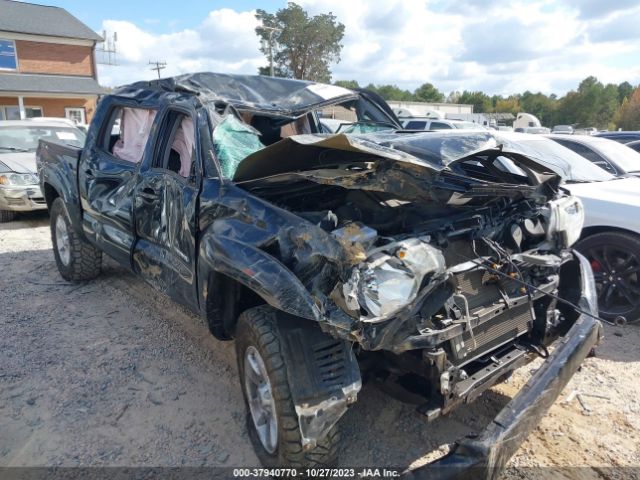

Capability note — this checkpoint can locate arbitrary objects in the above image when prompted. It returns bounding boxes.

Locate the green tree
[413,82,444,102]
[519,91,558,127]
[255,2,345,82]
[495,96,521,115]
[458,91,492,113]
[615,87,640,130]
[556,77,619,128]
[364,83,413,101]
[334,80,360,89]
[618,81,634,104]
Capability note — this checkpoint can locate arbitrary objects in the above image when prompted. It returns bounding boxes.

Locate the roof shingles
[0,0,102,42]
[0,72,106,94]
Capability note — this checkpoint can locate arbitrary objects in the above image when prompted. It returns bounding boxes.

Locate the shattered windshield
[212,115,265,178]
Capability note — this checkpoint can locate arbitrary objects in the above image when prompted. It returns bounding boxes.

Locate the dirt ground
[1,212,639,479]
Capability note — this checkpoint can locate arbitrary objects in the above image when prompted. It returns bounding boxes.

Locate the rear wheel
[50,197,102,281]
[575,231,640,323]
[235,306,340,469]
[0,210,16,222]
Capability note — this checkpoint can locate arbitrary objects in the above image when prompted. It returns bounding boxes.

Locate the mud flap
[275,314,362,451]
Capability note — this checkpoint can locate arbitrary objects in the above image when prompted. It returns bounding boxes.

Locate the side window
[102,106,157,163]
[430,122,452,130]
[155,111,196,179]
[404,121,426,129]
[556,140,615,173]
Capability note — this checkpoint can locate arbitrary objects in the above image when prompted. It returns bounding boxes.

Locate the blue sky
[47,1,282,34]
[42,0,640,95]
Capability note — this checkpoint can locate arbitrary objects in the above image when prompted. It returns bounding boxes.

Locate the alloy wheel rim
[244,346,278,454]
[55,215,71,266]
[588,245,640,315]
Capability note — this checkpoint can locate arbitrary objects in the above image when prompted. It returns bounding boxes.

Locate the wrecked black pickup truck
[37,73,602,477]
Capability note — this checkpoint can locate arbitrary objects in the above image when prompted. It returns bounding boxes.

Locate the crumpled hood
[233,130,565,183]
[356,130,577,178]
[0,152,37,174]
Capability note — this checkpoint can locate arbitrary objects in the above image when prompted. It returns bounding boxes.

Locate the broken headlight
[343,238,446,321]
[546,196,585,248]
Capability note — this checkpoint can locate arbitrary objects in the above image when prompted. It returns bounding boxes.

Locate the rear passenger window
[102,106,157,163]
[155,111,196,179]
[429,122,452,130]
[404,121,426,129]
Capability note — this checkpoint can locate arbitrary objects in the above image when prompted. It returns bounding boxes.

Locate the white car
[546,134,640,177]
[401,118,486,131]
[496,132,640,321]
[0,119,86,222]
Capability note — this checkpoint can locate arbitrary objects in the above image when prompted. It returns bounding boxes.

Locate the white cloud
[97,9,262,87]
[96,1,640,96]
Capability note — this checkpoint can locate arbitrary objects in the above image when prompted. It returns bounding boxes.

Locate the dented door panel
[132,109,201,310]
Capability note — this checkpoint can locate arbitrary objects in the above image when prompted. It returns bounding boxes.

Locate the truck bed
[36,139,84,230]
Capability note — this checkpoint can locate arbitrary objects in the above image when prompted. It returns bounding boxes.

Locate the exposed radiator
[450,302,533,365]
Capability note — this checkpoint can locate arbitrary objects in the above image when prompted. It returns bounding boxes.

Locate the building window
[65,107,86,125]
[1,106,20,120]
[26,107,43,118]
[0,39,17,70]
[0,105,43,120]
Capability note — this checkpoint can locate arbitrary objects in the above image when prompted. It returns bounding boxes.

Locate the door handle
[84,168,94,177]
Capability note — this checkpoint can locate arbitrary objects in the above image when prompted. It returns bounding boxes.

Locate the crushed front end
[229,130,601,476]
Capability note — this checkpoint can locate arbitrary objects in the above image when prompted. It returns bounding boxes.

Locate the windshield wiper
[0,146,30,152]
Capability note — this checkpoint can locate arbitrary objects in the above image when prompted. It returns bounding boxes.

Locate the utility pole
[148,60,166,79]
[257,26,281,76]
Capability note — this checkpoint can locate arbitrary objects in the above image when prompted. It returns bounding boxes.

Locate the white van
[401,118,485,130]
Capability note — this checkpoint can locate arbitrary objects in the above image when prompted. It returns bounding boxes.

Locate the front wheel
[50,197,102,281]
[575,231,640,323]
[235,306,340,468]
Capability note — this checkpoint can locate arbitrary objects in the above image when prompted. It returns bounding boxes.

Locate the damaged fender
[200,234,322,321]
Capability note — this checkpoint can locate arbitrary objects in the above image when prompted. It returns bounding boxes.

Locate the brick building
[0,0,105,123]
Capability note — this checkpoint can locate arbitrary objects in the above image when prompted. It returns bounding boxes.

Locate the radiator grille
[451,270,501,310]
[452,302,532,364]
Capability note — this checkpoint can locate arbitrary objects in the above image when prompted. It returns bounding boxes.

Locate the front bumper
[404,253,603,480]
[0,185,47,211]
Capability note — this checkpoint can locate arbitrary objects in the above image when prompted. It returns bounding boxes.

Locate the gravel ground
[1,211,639,479]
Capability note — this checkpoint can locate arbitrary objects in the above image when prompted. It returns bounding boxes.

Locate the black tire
[235,305,340,469]
[575,231,640,323]
[50,197,102,282]
[0,209,16,222]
